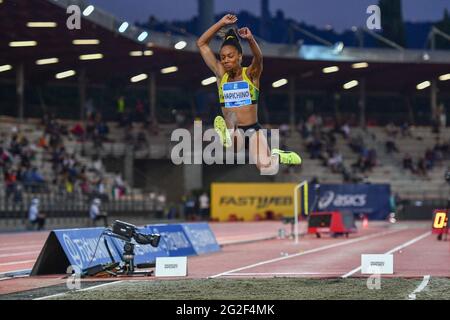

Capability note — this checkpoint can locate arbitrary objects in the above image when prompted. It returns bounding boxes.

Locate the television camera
[83,220,161,277]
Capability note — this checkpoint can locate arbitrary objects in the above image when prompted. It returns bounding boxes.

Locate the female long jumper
[196,14,302,174]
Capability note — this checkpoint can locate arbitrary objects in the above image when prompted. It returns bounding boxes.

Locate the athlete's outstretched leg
[249,130,280,175]
[214,110,245,151]
[249,130,302,175]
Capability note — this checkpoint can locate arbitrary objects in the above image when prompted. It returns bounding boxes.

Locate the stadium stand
[277,123,450,200]
[0,0,449,230]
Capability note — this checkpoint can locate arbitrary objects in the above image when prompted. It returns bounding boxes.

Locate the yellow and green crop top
[218,67,259,108]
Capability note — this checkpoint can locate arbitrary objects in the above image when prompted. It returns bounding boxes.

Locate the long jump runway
[0,221,449,298]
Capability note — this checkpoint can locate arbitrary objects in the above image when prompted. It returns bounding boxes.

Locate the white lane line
[0,275,29,281]
[220,235,277,246]
[34,280,124,300]
[220,272,344,276]
[209,228,405,279]
[0,260,35,267]
[0,245,42,252]
[408,275,431,300]
[0,251,40,258]
[341,231,431,278]
[0,269,31,279]
[0,241,44,248]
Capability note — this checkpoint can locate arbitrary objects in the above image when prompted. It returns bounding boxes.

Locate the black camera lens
[124,242,133,252]
[150,234,161,248]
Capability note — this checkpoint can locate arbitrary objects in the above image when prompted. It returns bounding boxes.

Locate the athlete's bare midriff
[221,104,258,127]
[219,69,259,127]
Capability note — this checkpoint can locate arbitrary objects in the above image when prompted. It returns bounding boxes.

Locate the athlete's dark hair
[220,28,242,54]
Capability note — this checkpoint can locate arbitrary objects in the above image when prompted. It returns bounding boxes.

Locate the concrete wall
[134,160,274,201]
[134,160,184,202]
[203,163,274,191]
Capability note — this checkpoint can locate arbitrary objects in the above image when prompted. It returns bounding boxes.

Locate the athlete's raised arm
[196,14,237,77]
[238,27,263,81]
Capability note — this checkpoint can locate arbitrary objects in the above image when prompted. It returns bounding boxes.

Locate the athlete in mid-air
[196,14,302,174]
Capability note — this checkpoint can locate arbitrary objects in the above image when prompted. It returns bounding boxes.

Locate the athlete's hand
[219,14,237,27]
[238,27,253,40]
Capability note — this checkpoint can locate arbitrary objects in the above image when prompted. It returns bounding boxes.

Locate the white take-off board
[155,257,188,277]
[361,254,394,274]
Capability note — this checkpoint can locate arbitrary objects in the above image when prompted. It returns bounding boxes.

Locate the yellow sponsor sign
[211,183,298,221]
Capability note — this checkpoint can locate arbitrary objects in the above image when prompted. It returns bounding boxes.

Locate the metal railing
[0,189,158,219]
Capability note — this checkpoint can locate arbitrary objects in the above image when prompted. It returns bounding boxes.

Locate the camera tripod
[117,241,154,276]
[83,237,155,278]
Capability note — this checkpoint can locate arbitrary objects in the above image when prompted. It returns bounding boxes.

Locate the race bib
[223,81,252,108]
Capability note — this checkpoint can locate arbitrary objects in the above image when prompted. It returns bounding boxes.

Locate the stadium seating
[1,115,449,227]
[277,125,450,200]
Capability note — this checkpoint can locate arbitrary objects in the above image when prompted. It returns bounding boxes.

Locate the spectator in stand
[113,171,126,198]
[368,148,377,169]
[79,166,89,195]
[64,174,75,195]
[0,147,11,169]
[91,156,103,175]
[92,113,106,150]
[29,167,45,192]
[361,148,371,172]
[400,122,412,138]
[306,134,322,159]
[353,147,371,173]
[340,122,351,139]
[9,134,21,156]
[424,148,435,170]
[385,138,399,154]
[4,169,18,201]
[349,134,364,153]
[96,120,109,140]
[327,151,343,173]
[385,122,399,138]
[342,165,353,182]
[117,96,125,125]
[49,132,61,149]
[93,178,107,201]
[417,158,427,177]
[38,134,48,149]
[403,153,414,172]
[441,139,450,158]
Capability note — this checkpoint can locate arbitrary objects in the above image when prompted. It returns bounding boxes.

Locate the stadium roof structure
[1,0,450,94]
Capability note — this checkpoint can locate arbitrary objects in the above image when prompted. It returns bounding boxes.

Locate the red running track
[0,222,285,274]
[0,221,449,296]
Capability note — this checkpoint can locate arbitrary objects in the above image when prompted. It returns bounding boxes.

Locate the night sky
[88,0,449,32]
